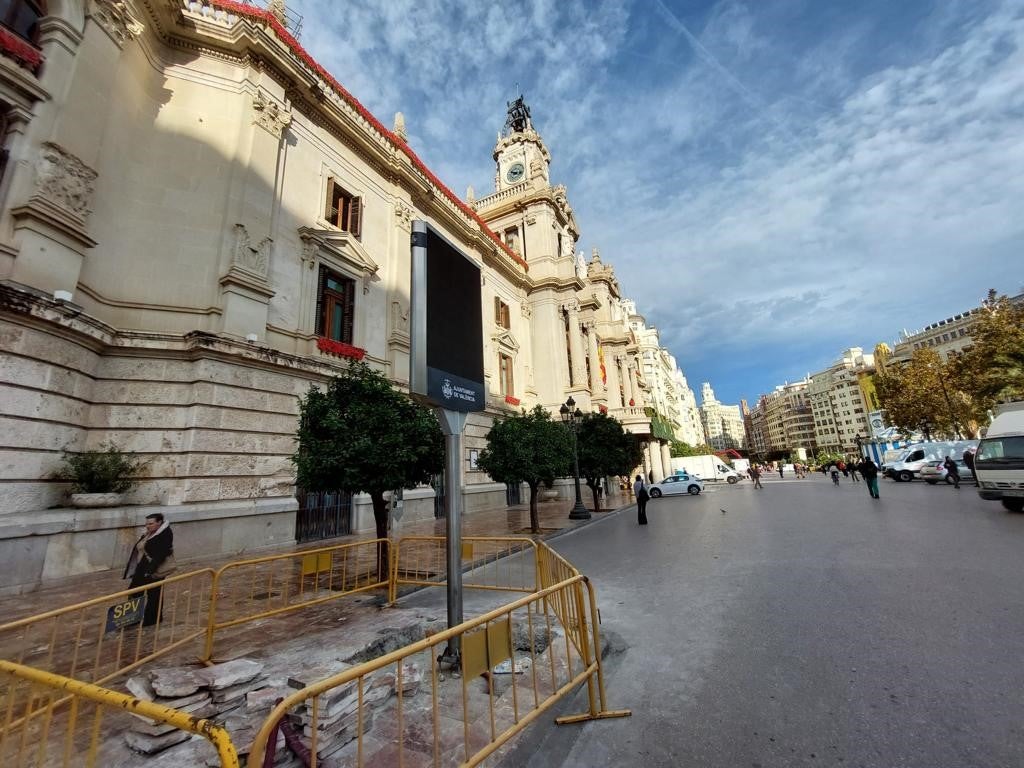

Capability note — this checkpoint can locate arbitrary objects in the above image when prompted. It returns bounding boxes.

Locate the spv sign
[105,595,146,632]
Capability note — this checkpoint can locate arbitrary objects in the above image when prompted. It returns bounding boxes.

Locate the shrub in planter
[55,444,143,505]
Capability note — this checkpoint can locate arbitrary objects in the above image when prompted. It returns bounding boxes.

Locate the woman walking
[634,474,649,525]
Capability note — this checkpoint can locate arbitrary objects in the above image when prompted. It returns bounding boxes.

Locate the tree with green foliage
[670,441,715,458]
[950,290,1024,410]
[292,362,444,576]
[575,412,645,511]
[876,348,979,438]
[476,406,573,534]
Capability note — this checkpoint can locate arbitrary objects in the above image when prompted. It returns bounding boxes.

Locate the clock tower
[493,95,551,191]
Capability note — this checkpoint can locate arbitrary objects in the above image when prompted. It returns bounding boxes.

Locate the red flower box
[504,395,520,406]
[599,405,608,414]
[317,337,366,360]
[0,26,43,72]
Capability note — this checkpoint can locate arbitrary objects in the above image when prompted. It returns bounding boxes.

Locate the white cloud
[291,0,1024,400]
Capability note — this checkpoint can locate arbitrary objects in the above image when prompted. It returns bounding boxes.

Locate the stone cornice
[527,275,585,293]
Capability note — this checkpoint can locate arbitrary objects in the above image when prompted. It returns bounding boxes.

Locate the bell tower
[493,95,552,191]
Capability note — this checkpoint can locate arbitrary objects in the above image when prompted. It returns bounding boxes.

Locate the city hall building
[0,0,682,593]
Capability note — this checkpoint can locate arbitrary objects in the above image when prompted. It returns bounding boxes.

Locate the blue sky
[291,0,1023,406]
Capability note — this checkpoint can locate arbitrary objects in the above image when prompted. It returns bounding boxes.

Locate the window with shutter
[318,268,356,344]
[324,179,363,238]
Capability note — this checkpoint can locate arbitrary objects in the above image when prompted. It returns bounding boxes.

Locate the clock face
[505,162,525,183]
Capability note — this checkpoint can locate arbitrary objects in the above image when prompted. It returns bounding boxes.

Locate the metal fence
[0,538,628,767]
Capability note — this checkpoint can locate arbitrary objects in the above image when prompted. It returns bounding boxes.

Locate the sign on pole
[410,220,485,668]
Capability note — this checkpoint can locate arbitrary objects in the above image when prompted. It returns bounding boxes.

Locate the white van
[976,402,1024,512]
[884,440,978,482]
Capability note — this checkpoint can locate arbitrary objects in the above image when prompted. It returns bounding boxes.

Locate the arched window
[0,0,45,42]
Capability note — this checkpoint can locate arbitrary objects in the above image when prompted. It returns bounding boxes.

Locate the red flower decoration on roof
[0,26,43,72]
[317,337,366,361]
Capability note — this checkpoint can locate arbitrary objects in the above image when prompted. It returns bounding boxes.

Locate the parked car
[883,440,978,481]
[919,458,971,485]
[648,473,704,497]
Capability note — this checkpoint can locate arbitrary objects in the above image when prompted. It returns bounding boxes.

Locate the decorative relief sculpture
[252,89,292,138]
[300,238,318,269]
[89,0,145,47]
[394,201,413,231]
[35,143,98,222]
[562,298,581,315]
[391,300,410,334]
[232,224,271,277]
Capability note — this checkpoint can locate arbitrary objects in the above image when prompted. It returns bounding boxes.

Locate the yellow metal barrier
[246,569,629,767]
[203,538,391,662]
[0,659,239,767]
[391,536,541,598]
[0,537,628,766]
[0,569,214,719]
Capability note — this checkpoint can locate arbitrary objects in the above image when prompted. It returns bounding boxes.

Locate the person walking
[859,457,880,499]
[634,474,649,525]
[123,513,176,627]
[751,465,763,489]
[963,447,976,484]
[943,456,962,489]
[830,465,841,486]
[849,461,860,482]
[778,464,784,479]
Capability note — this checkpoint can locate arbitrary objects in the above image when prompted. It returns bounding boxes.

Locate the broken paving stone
[128,718,179,738]
[246,685,292,713]
[194,658,265,690]
[287,660,351,691]
[150,667,203,698]
[124,727,192,755]
[125,675,155,701]
[211,676,268,705]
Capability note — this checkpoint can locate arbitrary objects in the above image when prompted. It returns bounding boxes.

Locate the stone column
[661,442,673,478]
[643,442,655,482]
[563,299,587,388]
[621,356,636,406]
[605,349,622,407]
[585,322,604,397]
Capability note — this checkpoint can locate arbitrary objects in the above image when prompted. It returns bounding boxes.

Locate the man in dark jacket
[943,456,961,489]
[858,458,880,499]
[124,513,175,626]
[963,448,976,484]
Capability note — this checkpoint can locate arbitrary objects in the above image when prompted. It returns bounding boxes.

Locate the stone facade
[808,348,874,454]
[0,2,679,592]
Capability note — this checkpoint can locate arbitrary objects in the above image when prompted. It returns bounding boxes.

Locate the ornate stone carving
[35,143,98,222]
[520,303,532,320]
[301,238,318,269]
[232,224,271,277]
[394,201,413,231]
[252,89,292,138]
[391,300,410,333]
[393,111,407,141]
[89,1,144,48]
[562,298,581,314]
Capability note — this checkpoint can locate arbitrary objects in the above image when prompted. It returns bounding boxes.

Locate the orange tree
[476,406,572,534]
[575,412,644,510]
[292,361,443,577]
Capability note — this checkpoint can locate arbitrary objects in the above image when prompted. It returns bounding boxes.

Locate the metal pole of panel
[435,407,467,666]
[409,221,428,399]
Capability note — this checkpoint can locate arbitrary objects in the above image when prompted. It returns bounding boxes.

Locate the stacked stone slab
[285,660,422,763]
[123,659,271,758]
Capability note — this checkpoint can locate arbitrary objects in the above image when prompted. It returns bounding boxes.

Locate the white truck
[671,455,743,484]
[976,401,1024,513]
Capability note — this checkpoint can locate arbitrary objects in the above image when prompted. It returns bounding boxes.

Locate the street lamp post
[855,433,864,458]
[559,396,591,520]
